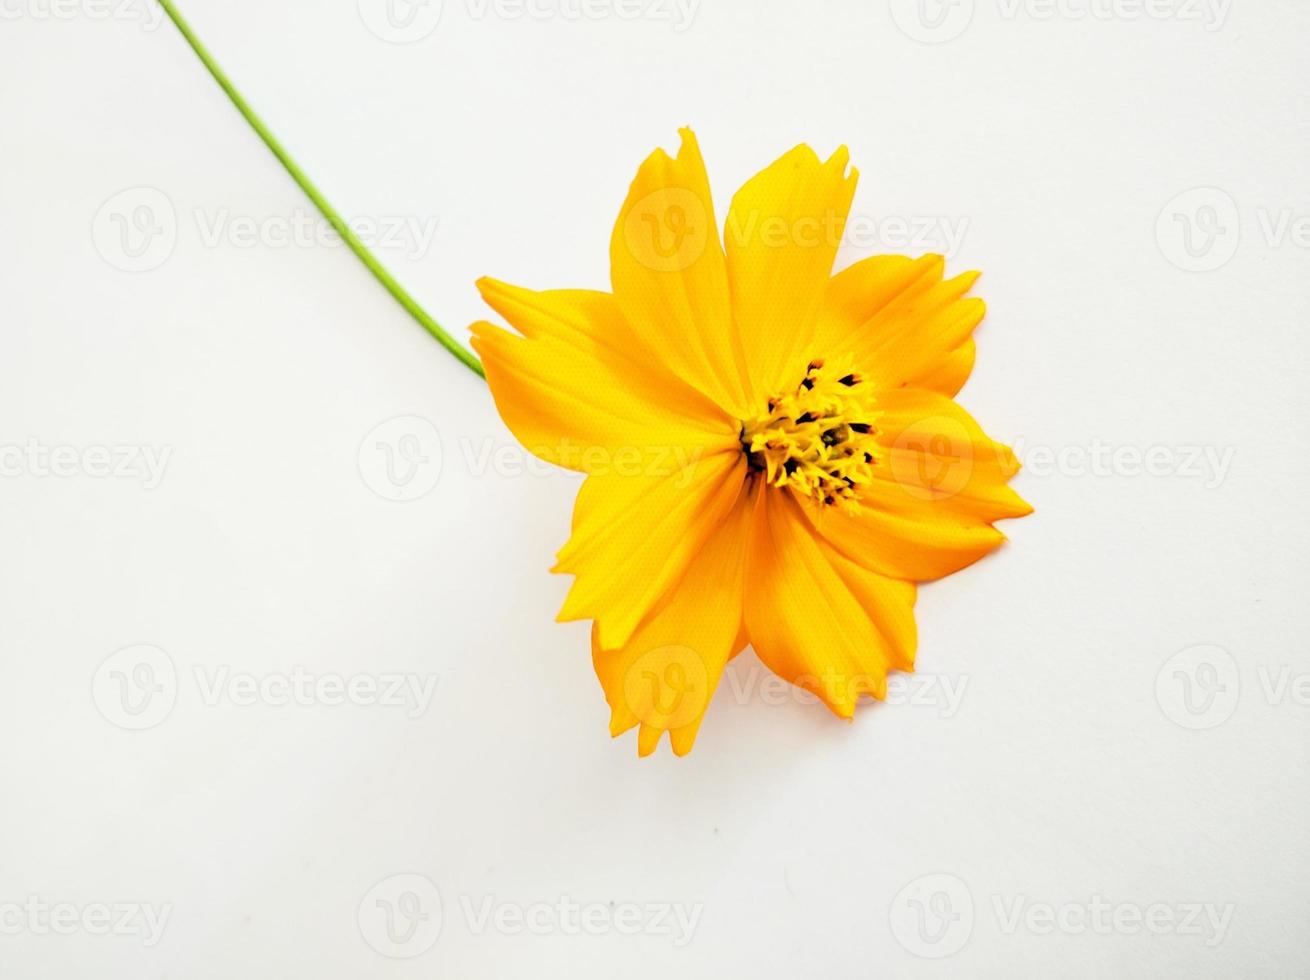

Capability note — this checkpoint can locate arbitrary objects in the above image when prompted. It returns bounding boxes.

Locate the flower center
[741,358,881,508]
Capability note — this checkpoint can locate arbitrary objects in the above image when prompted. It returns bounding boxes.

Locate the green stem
[155,0,485,379]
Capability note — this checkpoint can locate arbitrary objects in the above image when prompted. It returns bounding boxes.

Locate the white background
[2,0,1308,976]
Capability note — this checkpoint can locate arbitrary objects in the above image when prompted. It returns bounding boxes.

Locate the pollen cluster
[742,358,882,508]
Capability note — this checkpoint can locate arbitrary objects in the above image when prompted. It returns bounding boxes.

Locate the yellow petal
[744,490,917,718]
[802,388,1031,581]
[591,489,755,757]
[814,253,985,397]
[724,143,858,404]
[872,387,1031,518]
[802,499,1007,583]
[609,128,754,418]
[470,281,737,472]
[557,449,747,650]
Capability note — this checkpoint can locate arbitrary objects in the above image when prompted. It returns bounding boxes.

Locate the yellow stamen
[741,357,881,508]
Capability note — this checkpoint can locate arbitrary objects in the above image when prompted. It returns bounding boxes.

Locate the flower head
[470,129,1031,757]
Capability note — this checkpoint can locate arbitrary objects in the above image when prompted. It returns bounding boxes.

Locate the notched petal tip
[637,723,663,757]
[919,252,947,274]
[608,710,637,739]
[467,320,511,350]
[640,128,703,174]
[474,275,514,307]
[554,599,587,627]
[631,721,703,757]
[831,700,856,721]
[950,269,983,293]
[958,295,987,324]
[826,144,856,183]
[778,142,821,169]
[669,728,699,757]
[813,671,896,720]
[610,713,702,758]
[773,143,858,185]
[1005,495,1035,519]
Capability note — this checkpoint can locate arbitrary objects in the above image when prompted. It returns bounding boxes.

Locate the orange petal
[470,281,737,472]
[724,143,858,404]
[814,253,985,397]
[557,450,748,650]
[871,387,1031,519]
[591,488,755,757]
[744,490,917,718]
[609,128,754,419]
[802,388,1031,582]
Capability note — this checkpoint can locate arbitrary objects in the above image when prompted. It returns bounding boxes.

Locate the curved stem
[155,0,485,379]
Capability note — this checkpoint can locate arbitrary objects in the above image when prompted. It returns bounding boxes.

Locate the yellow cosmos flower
[470,129,1031,757]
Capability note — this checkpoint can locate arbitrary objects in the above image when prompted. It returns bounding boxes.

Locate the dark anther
[801,377,815,390]
[823,495,835,506]
[795,412,817,424]
[821,427,843,446]
[766,398,778,412]
[838,374,858,386]
[783,459,799,475]
[863,452,873,463]
[848,422,871,434]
